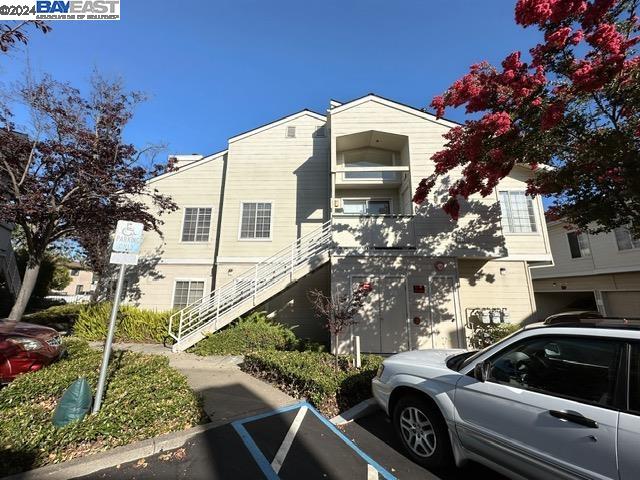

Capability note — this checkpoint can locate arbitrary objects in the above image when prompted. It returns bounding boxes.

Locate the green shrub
[189,311,299,356]
[73,303,171,343]
[24,303,85,331]
[468,322,521,349]
[242,350,382,416]
[0,338,203,475]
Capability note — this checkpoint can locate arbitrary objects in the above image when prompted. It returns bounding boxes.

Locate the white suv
[372,318,640,480]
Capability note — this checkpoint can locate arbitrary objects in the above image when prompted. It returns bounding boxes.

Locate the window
[70,269,79,277]
[499,191,537,233]
[173,280,205,309]
[286,126,296,138]
[567,231,591,258]
[240,202,272,239]
[313,126,326,138]
[342,148,398,181]
[615,227,640,251]
[75,284,84,294]
[486,336,623,407]
[342,199,391,215]
[181,207,212,242]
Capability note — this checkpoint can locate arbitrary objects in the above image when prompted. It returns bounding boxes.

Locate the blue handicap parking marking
[232,401,396,480]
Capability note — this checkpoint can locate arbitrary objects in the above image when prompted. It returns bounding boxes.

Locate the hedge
[468,322,521,349]
[0,338,203,475]
[242,350,383,416]
[189,311,301,356]
[25,303,172,344]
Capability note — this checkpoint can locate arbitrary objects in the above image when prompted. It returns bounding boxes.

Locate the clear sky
[1,0,542,158]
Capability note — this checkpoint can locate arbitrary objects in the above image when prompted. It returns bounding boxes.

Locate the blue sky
[1,0,542,157]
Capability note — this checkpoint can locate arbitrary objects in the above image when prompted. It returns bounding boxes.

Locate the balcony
[332,214,416,249]
[334,166,409,187]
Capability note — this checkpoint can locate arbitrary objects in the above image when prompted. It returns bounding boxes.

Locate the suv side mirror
[474,360,491,382]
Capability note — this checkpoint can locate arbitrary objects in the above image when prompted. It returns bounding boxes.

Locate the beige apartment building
[129,94,552,353]
[532,220,640,319]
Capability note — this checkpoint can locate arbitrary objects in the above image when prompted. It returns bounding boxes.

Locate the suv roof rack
[542,317,640,329]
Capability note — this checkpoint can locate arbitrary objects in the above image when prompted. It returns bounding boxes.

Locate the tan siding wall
[532,222,640,279]
[329,100,549,260]
[217,115,329,260]
[458,260,536,327]
[131,155,225,310]
[129,264,213,311]
[61,270,94,295]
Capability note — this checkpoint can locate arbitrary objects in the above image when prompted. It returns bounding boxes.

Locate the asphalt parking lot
[78,402,504,480]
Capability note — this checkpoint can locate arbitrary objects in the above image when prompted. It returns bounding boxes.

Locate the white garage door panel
[605,291,640,317]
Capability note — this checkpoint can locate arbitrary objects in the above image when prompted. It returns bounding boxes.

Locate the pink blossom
[431,95,446,118]
[545,27,572,48]
[481,112,513,136]
[541,102,565,130]
[587,23,624,54]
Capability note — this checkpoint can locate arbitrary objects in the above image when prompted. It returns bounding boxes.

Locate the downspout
[211,154,228,290]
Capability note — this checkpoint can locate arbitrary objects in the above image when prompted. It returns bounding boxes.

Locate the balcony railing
[334,166,409,185]
[332,214,416,249]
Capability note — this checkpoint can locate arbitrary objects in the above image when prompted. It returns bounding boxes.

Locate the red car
[0,321,65,384]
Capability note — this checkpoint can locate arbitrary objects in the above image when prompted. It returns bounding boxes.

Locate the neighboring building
[131,94,552,353]
[0,222,21,303]
[531,221,640,319]
[52,261,95,300]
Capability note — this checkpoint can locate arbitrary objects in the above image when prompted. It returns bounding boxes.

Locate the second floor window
[499,191,537,233]
[614,227,640,251]
[181,207,212,242]
[240,202,272,239]
[567,231,591,258]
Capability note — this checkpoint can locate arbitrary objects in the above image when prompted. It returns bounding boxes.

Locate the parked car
[372,317,640,480]
[0,321,65,384]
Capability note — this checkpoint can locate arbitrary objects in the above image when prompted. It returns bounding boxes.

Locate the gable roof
[146,149,227,185]
[228,109,326,144]
[329,93,461,129]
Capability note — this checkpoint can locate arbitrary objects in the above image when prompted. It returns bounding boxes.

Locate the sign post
[92,220,143,414]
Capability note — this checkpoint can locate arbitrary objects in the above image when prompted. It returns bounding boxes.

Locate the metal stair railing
[168,220,332,344]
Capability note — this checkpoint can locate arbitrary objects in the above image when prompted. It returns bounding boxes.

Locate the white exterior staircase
[168,221,332,352]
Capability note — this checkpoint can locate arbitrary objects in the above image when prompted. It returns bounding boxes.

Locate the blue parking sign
[112,220,144,254]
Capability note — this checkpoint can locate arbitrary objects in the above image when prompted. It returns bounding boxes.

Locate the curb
[330,398,380,425]
[2,422,216,480]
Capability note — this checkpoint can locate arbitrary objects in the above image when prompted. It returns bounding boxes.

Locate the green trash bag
[52,377,92,427]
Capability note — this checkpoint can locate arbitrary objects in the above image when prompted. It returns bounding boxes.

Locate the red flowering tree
[415,0,640,235]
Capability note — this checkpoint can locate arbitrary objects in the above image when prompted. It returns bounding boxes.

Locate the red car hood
[0,321,58,339]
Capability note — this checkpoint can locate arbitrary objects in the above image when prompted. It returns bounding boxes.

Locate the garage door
[604,291,640,317]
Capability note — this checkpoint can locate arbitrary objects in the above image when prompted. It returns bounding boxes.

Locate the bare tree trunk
[334,332,339,371]
[6,260,41,325]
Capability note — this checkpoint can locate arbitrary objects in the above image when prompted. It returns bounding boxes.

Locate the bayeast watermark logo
[0,0,120,20]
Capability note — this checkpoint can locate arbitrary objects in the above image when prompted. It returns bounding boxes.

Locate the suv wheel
[392,394,453,469]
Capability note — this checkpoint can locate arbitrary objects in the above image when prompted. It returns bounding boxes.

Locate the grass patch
[189,312,302,356]
[0,338,203,475]
[242,350,382,417]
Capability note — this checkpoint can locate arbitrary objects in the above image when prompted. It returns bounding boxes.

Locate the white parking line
[270,406,308,474]
[367,463,379,479]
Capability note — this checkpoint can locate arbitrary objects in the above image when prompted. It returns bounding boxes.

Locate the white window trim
[341,197,394,215]
[566,231,592,260]
[237,201,274,242]
[178,206,215,244]
[171,278,208,309]
[285,126,296,138]
[497,189,540,236]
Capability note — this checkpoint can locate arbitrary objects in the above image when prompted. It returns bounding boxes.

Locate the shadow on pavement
[344,410,508,480]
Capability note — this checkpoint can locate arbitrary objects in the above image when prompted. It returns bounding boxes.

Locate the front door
[380,276,409,353]
[455,335,622,479]
[351,275,409,353]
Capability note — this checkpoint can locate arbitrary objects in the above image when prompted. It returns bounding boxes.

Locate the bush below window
[467,322,521,349]
[0,338,203,476]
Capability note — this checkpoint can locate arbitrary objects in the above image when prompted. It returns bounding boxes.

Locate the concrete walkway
[90,342,296,426]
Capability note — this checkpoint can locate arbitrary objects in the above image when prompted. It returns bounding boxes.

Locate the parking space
[233,402,394,479]
[78,404,502,480]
